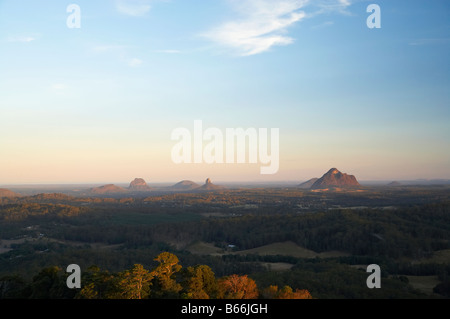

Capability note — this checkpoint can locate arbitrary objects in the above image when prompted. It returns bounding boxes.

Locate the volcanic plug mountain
[129,178,152,191]
[197,178,224,191]
[310,168,360,189]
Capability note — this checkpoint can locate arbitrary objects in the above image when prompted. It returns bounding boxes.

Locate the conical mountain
[311,168,360,189]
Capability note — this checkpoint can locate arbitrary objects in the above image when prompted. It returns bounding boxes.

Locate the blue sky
[0,0,449,184]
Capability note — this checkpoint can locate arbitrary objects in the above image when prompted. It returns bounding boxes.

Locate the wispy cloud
[153,49,181,54]
[90,44,144,68]
[311,20,334,29]
[7,35,38,43]
[128,58,143,67]
[203,0,352,56]
[203,0,308,56]
[50,83,70,95]
[115,0,152,16]
[313,0,352,15]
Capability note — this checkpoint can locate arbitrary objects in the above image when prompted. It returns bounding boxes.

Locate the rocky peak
[198,178,224,191]
[328,168,340,175]
[311,168,360,189]
[129,178,152,191]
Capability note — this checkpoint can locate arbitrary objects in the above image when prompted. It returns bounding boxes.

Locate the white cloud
[311,20,334,29]
[153,49,181,54]
[50,83,70,95]
[89,44,144,67]
[204,0,308,56]
[203,0,352,56]
[7,36,37,43]
[313,0,352,14]
[115,0,152,16]
[128,58,143,67]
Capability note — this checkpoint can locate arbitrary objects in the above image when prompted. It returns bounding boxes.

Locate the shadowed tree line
[0,252,311,300]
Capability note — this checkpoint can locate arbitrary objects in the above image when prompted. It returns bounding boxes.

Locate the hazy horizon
[1,175,450,188]
[1,0,449,185]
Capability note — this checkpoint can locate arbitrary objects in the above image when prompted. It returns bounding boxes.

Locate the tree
[77,282,98,299]
[29,266,74,299]
[182,265,218,299]
[76,266,117,299]
[151,252,183,298]
[0,275,30,299]
[217,274,258,299]
[117,264,153,299]
[261,285,312,299]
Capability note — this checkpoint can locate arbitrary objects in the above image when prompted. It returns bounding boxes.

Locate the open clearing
[186,241,350,259]
[233,241,350,259]
[186,241,224,255]
[233,242,318,258]
[405,276,441,295]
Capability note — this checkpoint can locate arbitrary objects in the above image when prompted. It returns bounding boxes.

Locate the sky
[0,0,449,184]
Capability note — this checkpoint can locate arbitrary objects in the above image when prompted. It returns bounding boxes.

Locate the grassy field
[405,276,441,295]
[186,241,350,259]
[233,242,318,258]
[233,241,350,259]
[186,241,225,255]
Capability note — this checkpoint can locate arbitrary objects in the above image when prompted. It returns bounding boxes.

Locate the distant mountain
[0,188,21,198]
[129,178,152,192]
[170,180,200,191]
[30,193,75,201]
[90,184,128,195]
[311,168,360,189]
[298,178,319,189]
[387,181,402,186]
[197,178,224,191]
